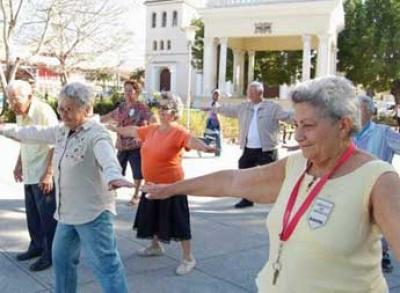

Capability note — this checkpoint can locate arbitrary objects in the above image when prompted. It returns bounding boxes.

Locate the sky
[5,0,148,71]
[117,0,147,70]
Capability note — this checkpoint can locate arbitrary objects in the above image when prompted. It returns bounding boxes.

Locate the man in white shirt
[214,81,292,208]
[7,80,58,271]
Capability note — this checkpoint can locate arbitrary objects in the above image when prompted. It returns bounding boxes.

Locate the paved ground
[0,136,400,292]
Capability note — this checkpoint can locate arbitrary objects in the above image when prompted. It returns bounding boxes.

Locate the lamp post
[182,25,198,130]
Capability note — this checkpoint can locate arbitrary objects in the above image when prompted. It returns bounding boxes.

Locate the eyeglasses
[57,105,83,115]
[7,97,25,106]
[158,105,175,113]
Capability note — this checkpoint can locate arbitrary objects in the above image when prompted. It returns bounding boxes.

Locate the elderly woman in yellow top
[0,82,132,293]
[143,76,400,292]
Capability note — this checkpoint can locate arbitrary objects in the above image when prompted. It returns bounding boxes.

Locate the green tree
[338,0,400,91]
[190,18,307,88]
[191,18,204,71]
[130,67,145,85]
[254,51,304,85]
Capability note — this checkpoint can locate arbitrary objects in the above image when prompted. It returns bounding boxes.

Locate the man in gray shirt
[214,81,292,208]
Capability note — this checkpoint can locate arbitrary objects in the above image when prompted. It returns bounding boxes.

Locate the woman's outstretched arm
[144,157,287,204]
[107,125,138,138]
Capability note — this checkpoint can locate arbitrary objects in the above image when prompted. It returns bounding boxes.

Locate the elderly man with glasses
[6,80,58,271]
[355,95,400,273]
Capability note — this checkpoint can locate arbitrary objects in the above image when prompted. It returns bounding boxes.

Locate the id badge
[307,198,334,229]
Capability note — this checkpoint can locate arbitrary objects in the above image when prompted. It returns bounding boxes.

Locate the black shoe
[16,250,42,261]
[234,199,254,209]
[382,253,393,273]
[29,257,52,272]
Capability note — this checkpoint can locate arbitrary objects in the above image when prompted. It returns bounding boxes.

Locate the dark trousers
[238,148,278,202]
[24,184,57,262]
[117,149,143,180]
[397,117,400,133]
[202,132,221,156]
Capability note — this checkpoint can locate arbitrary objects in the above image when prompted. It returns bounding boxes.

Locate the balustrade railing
[207,0,313,8]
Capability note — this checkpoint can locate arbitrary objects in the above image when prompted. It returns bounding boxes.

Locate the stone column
[144,60,152,94]
[238,51,245,95]
[232,49,240,95]
[151,65,158,92]
[330,35,338,75]
[302,34,312,81]
[170,65,176,94]
[248,50,255,84]
[317,34,331,77]
[202,37,218,97]
[218,37,228,93]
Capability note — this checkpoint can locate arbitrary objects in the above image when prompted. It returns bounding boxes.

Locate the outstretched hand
[108,178,135,190]
[141,183,174,199]
[105,124,117,132]
[205,145,218,153]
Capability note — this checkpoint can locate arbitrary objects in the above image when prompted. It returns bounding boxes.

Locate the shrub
[93,100,116,115]
[179,110,238,141]
[1,96,240,141]
[374,116,397,126]
[2,108,15,122]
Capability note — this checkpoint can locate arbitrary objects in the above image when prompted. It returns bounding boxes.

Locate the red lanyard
[279,143,356,241]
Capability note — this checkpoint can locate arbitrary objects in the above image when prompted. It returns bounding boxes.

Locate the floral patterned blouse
[111,101,153,150]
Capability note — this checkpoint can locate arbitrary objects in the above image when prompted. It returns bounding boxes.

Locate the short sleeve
[137,124,157,142]
[41,105,58,126]
[110,103,123,121]
[143,105,153,121]
[177,126,191,149]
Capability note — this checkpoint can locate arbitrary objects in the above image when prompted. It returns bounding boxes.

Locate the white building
[144,0,201,102]
[144,0,345,101]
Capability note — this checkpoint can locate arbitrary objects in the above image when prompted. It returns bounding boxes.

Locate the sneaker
[137,245,164,257]
[234,199,254,209]
[176,258,196,275]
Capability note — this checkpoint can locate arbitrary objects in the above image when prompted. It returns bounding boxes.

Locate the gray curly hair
[357,95,376,114]
[160,92,183,121]
[59,82,94,108]
[290,76,360,135]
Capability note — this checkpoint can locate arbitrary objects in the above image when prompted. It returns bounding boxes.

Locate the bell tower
[144,0,202,100]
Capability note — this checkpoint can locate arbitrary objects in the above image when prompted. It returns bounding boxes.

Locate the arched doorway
[159,68,171,91]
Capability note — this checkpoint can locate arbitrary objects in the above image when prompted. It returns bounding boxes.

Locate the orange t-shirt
[137,123,191,183]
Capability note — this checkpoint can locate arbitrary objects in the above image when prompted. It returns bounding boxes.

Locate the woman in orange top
[108,92,216,275]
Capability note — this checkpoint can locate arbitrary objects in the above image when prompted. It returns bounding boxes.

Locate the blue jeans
[24,184,57,262]
[202,132,222,156]
[52,211,128,293]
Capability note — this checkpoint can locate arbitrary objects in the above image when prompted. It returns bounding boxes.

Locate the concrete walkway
[0,136,400,292]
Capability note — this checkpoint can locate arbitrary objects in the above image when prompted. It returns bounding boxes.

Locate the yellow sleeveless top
[256,152,396,293]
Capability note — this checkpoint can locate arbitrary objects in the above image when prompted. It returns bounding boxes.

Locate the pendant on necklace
[272,241,284,285]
